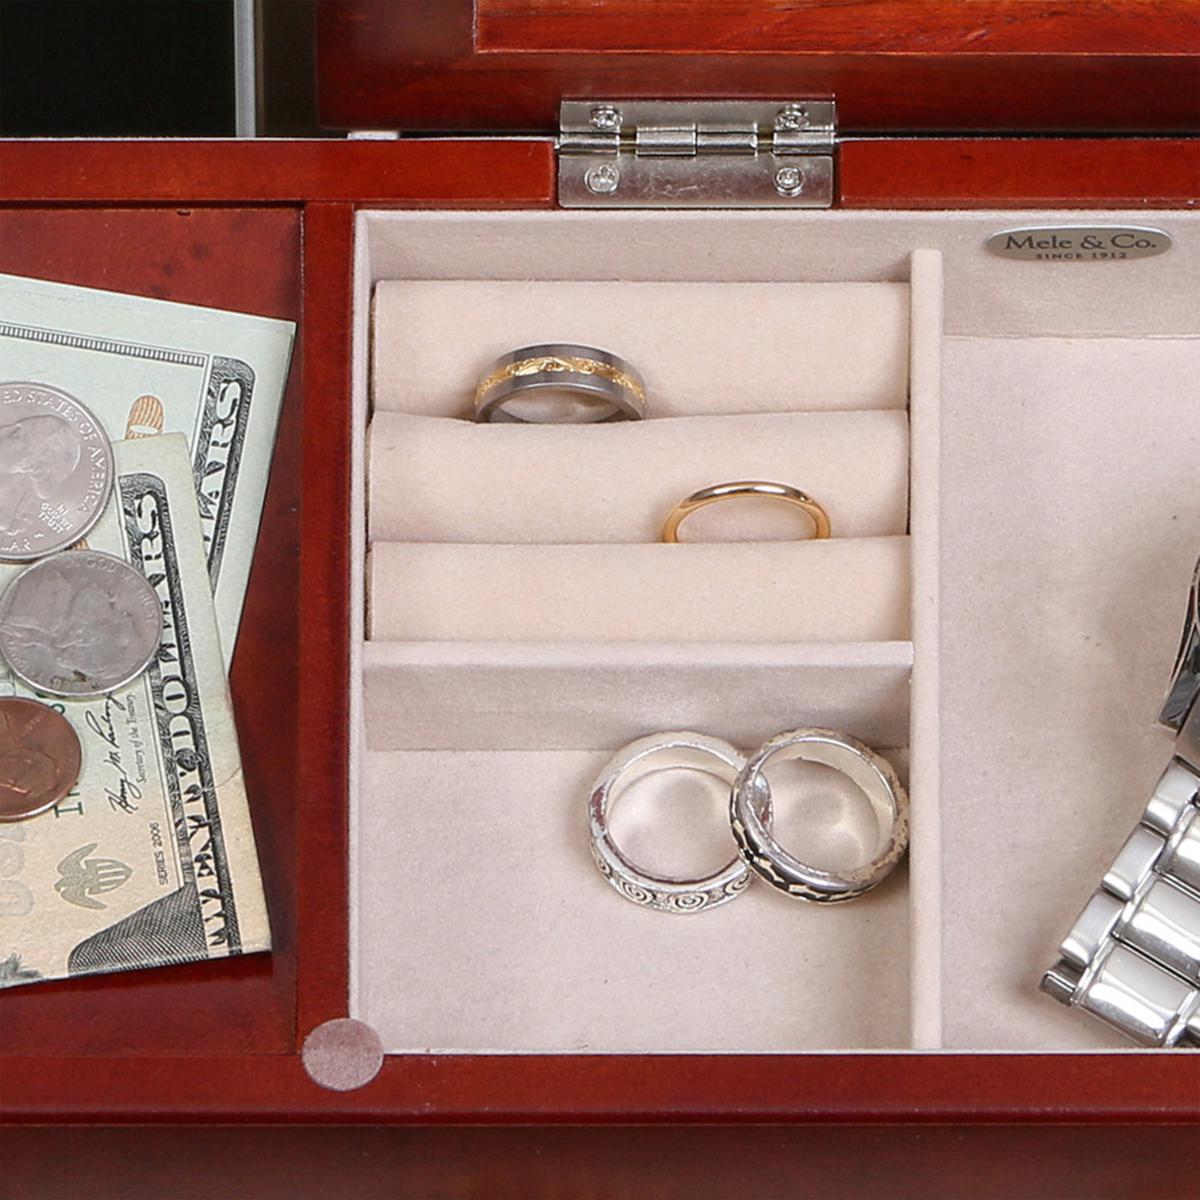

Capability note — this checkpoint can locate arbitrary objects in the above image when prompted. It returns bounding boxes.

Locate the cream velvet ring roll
[368,411,909,544]
[372,281,909,416]
[368,538,910,643]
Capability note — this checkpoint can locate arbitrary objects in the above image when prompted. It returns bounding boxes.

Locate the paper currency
[0,273,295,664]
[0,435,270,987]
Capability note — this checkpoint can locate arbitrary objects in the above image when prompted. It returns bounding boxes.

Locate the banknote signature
[84,694,142,815]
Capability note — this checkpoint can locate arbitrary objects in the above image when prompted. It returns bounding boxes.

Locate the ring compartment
[372,278,909,417]
[354,210,927,1054]
[367,410,909,544]
[354,744,911,1053]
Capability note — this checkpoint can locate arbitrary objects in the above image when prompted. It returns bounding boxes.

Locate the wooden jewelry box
[2,3,1199,1196]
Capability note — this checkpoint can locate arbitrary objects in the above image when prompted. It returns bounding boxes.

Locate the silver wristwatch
[1042,556,1200,1047]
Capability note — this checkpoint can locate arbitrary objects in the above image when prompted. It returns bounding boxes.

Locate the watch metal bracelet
[1042,558,1200,1047]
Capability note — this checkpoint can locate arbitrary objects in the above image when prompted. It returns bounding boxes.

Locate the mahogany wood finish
[316,0,1200,134]
[0,208,303,1058]
[0,137,1194,212]
[7,1047,1200,1123]
[841,137,1200,209]
[294,201,355,1037]
[0,138,555,205]
[479,0,1195,54]
[6,1123,1198,1200]
[1,139,1198,1197]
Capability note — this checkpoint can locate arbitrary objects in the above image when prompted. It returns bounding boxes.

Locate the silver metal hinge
[559,100,836,209]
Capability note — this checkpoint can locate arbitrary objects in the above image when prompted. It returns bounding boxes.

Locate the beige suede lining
[368,410,910,544]
[361,262,916,1053]
[368,539,911,644]
[347,208,1199,1057]
[372,280,909,416]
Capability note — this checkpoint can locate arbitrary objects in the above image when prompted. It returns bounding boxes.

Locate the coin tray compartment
[353,212,935,1053]
[0,205,303,1062]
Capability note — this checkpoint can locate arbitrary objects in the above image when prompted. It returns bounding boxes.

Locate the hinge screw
[774,166,805,197]
[590,105,622,132]
[585,163,621,195]
[775,104,810,131]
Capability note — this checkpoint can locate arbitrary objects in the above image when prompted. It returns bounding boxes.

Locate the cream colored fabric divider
[368,410,909,544]
[369,538,910,644]
[361,210,1200,339]
[363,640,913,751]
[372,280,909,416]
[906,248,943,1050]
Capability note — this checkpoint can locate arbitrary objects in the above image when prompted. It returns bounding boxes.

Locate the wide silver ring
[730,728,908,904]
[474,343,647,423]
[588,731,761,914]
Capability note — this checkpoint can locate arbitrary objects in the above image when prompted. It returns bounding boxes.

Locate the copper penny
[0,696,82,822]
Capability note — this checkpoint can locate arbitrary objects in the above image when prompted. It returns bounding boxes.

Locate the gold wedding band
[661,481,832,544]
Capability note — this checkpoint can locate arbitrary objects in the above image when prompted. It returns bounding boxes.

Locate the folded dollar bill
[0,434,270,988]
[0,272,295,664]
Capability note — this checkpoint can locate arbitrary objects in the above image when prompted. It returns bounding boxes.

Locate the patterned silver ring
[730,728,908,904]
[588,731,762,914]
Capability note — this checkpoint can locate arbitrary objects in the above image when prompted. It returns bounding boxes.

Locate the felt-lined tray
[357,232,924,1053]
[352,209,1200,1057]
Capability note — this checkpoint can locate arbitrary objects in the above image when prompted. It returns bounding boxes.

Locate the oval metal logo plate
[986,225,1172,262]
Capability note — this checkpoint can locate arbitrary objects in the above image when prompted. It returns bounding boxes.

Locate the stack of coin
[0,381,164,815]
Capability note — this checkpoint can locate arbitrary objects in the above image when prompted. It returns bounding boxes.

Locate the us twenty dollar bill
[0,272,295,665]
[0,434,270,988]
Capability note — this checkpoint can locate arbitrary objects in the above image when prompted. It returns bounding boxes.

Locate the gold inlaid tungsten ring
[473,343,647,424]
[661,481,832,543]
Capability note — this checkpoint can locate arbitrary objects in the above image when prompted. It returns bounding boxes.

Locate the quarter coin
[0,381,115,561]
[0,550,162,697]
[0,696,82,822]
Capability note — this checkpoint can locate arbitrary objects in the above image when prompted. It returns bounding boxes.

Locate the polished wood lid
[316,0,1200,134]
